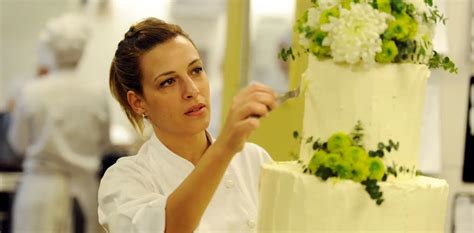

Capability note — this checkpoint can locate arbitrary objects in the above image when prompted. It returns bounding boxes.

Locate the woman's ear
[127,90,146,116]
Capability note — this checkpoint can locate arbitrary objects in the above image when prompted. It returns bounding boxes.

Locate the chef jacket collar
[149,131,215,171]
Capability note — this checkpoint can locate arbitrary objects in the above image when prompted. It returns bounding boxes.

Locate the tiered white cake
[257,56,449,232]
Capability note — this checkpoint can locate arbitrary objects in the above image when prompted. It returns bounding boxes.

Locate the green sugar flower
[313,29,327,46]
[327,132,352,154]
[368,157,386,181]
[322,153,341,171]
[340,0,352,9]
[351,162,370,182]
[308,150,327,174]
[375,40,399,63]
[390,0,407,14]
[342,146,369,164]
[320,6,340,25]
[376,0,391,14]
[383,13,417,41]
[334,160,353,179]
[308,30,330,57]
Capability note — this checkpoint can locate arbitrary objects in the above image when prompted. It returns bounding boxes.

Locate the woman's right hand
[214,83,278,156]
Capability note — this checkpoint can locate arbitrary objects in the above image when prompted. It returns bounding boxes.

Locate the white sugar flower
[299,7,322,49]
[318,0,341,11]
[307,7,322,28]
[415,21,435,41]
[321,3,393,65]
[404,0,430,15]
[355,0,373,4]
[299,34,311,48]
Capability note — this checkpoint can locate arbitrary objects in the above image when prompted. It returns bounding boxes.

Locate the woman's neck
[154,129,209,166]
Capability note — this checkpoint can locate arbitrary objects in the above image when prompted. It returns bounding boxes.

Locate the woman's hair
[109,17,194,133]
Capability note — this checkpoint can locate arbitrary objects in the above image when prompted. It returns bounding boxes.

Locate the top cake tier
[299,56,430,172]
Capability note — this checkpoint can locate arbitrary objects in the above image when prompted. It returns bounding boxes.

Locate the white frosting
[300,56,430,171]
[258,162,449,233]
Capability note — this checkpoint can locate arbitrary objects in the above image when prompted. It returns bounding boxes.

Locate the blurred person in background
[7,13,111,233]
[0,33,54,170]
[98,17,277,232]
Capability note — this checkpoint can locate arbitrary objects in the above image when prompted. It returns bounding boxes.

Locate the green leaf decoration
[350,121,364,147]
[376,150,384,158]
[312,139,321,150]
[378,143,384,150]
[428,51,457,73]
[293,130,299,139]
[279,47,296,62]
[315,166,337,181]
[362,179,385,205]
[368,151,377,157]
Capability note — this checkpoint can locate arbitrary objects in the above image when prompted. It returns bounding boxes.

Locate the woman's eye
[192,67,203,75]
[159,78,175,88]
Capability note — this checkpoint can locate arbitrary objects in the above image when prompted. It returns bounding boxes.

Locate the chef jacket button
[225,179,235,189]
[247,219,256,229]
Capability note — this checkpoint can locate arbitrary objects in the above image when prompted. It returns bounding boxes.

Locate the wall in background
[440,0,474,232]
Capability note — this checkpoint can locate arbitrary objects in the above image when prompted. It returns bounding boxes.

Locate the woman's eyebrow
[154,58,201,82]
[188,58,201,67]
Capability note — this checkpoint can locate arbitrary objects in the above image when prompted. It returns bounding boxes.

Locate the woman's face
[138,35,211,137]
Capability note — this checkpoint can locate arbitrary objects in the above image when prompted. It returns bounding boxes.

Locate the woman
[98,17,278,232]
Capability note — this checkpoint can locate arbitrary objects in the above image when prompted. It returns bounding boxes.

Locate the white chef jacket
[8,69,110,174]
[8,69,110,233]
[98,132,273,233]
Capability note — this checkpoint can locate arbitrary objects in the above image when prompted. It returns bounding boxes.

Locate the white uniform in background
[8,69,110,233]
[98,133,272,233]
[7,13,110,233]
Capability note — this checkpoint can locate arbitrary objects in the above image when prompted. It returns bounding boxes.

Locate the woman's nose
[183,77,199,99]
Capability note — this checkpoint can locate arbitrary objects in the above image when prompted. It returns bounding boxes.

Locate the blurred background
[0,0,473,232]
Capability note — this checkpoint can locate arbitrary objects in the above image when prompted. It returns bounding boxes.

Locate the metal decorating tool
[250,85,301,118]
[277,85,301,104]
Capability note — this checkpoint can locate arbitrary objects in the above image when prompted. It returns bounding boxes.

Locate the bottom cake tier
[258,162,449,233]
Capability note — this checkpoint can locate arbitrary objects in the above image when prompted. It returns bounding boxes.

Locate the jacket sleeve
[7,92,29,156]
[98,159,167,233]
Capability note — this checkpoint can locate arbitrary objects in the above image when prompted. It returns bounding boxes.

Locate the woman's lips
[185,103,206,116]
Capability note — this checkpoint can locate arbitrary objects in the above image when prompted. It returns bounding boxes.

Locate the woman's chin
[186,118,211,135]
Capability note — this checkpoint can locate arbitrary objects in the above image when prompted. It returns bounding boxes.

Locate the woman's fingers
[216,82,277,154]
[246,82,277,96]
[235,102,270,120]
[241,83,277,101]
[234,117,260,136]
[232,84,278,117]
[248,92,278,112]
